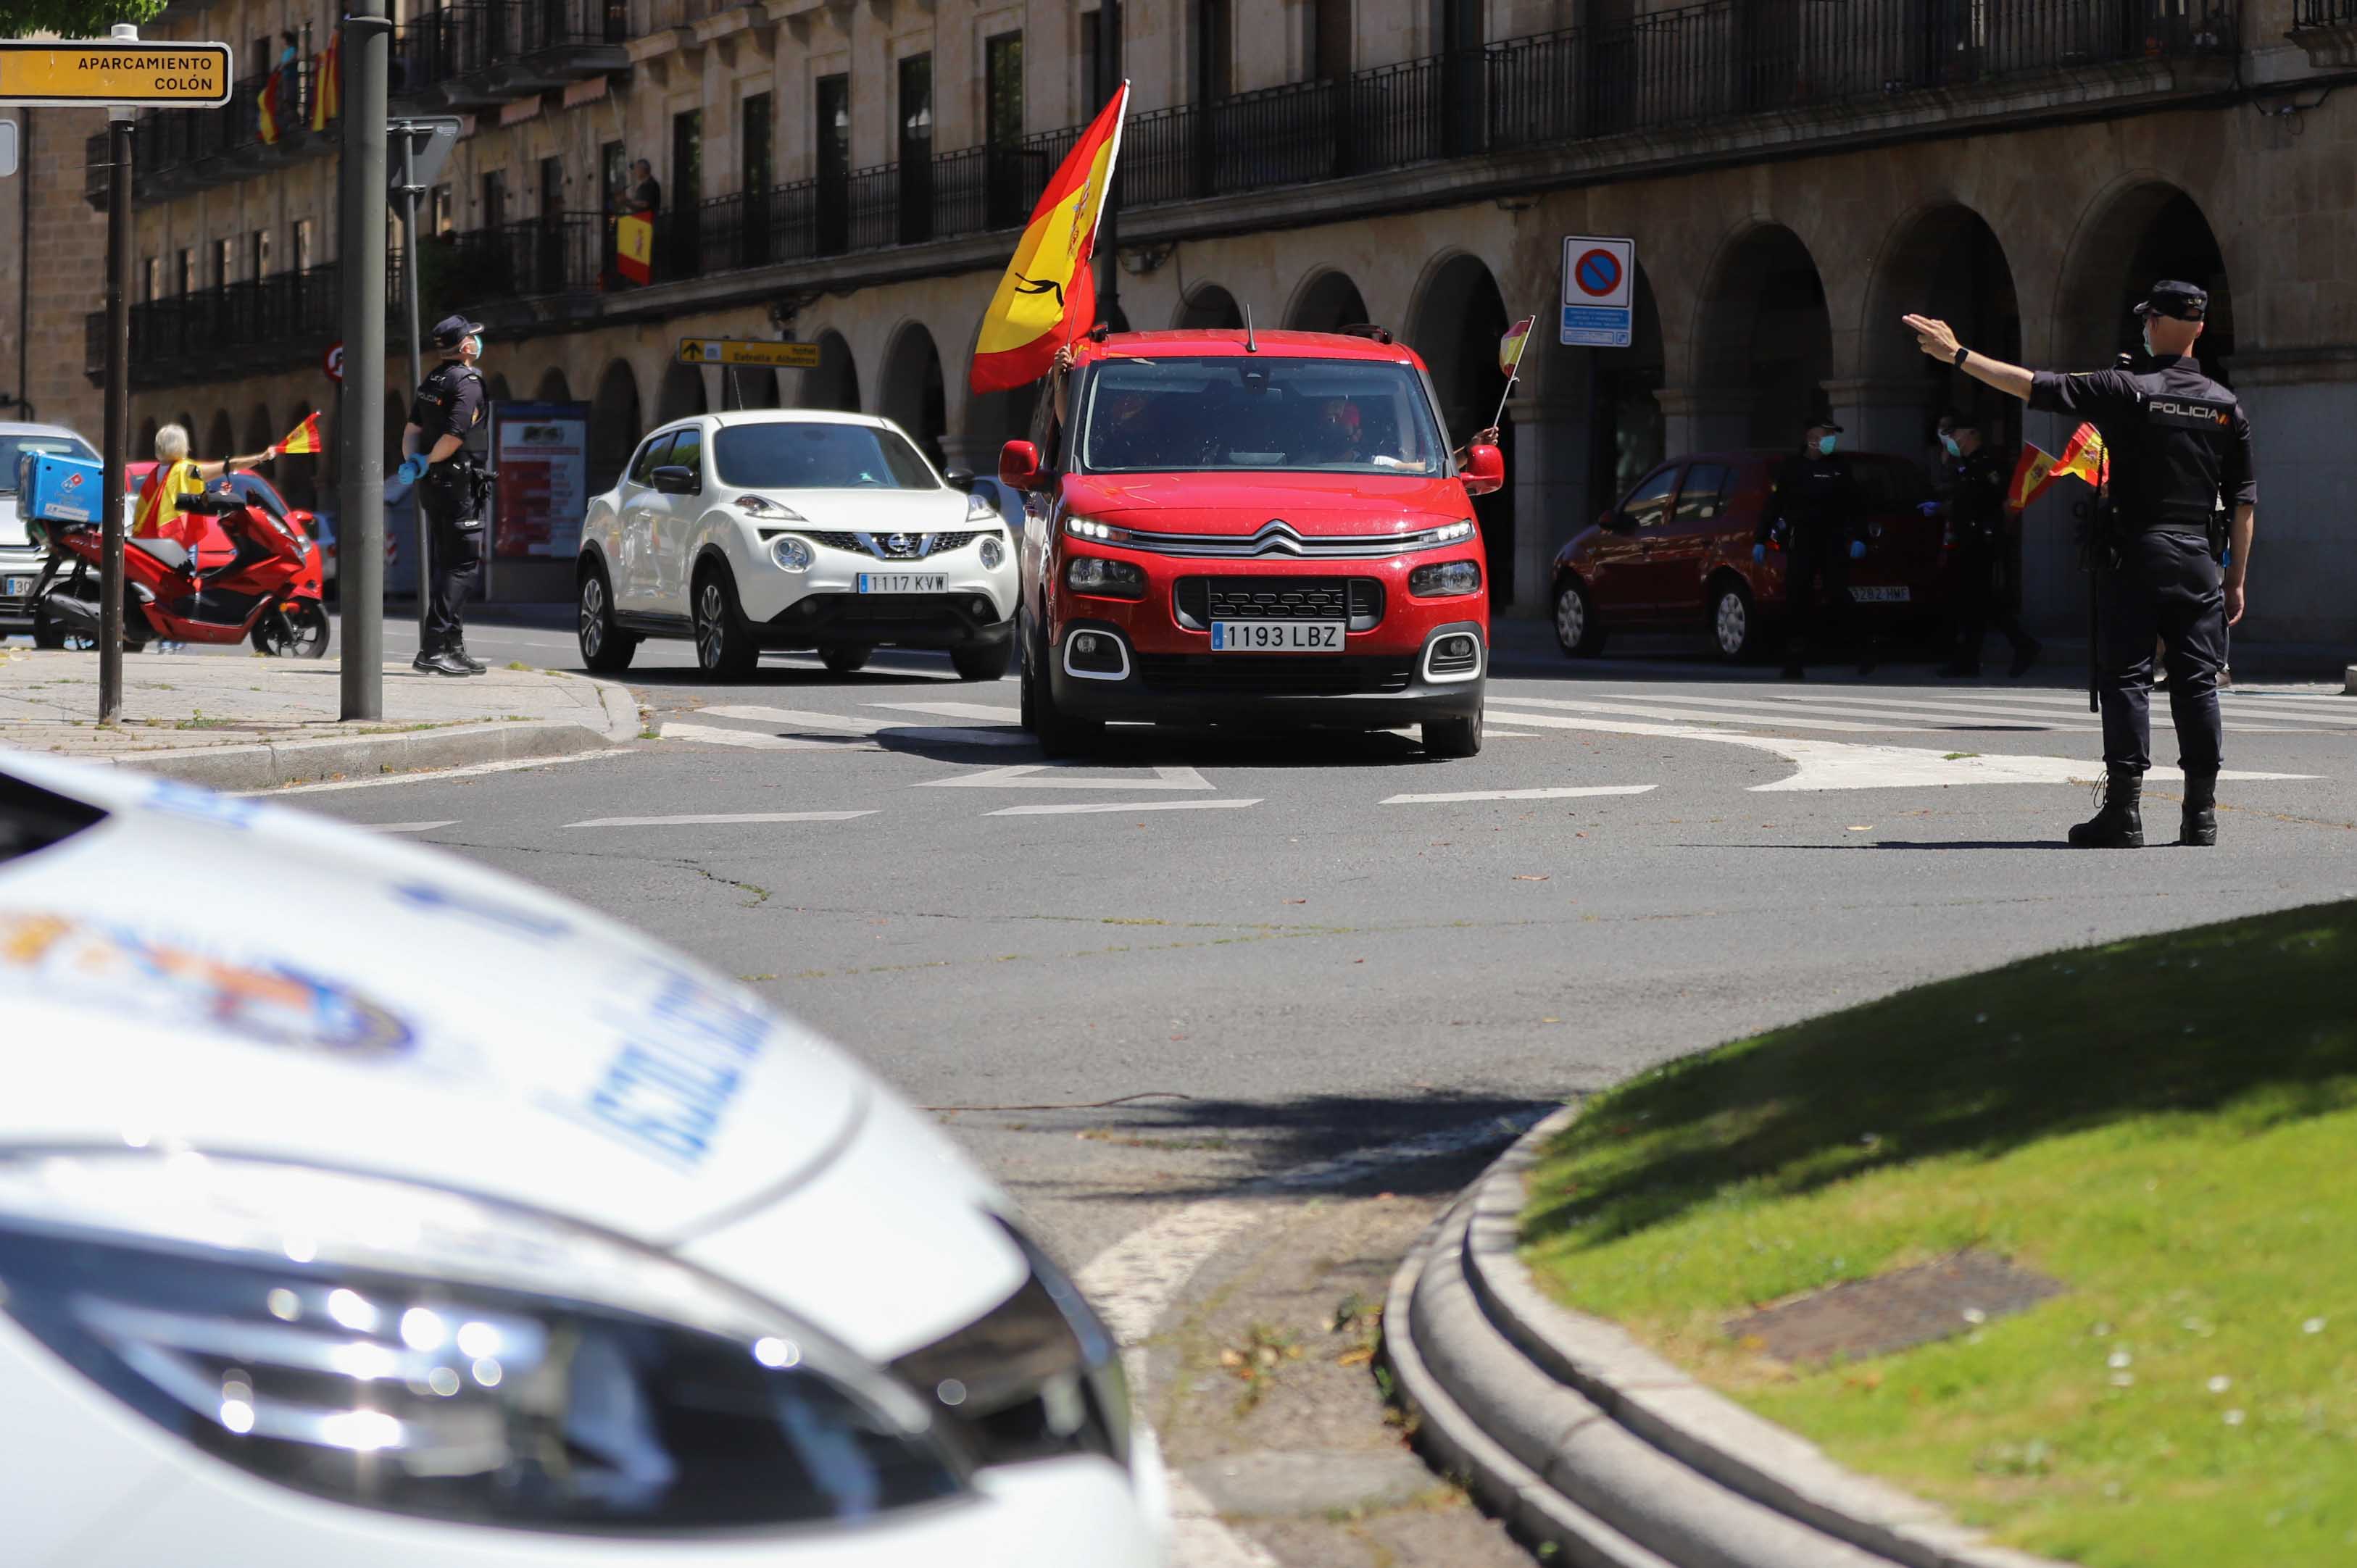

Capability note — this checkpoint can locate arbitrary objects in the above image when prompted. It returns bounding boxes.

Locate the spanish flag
[310,32,340,133]
[133,459,207,538]
[1498,317,1535,377]
[615,211,654,285]
[258,68,282,145]
[278,412,324,455]
[969,84,1128,394]
[2052,421,2105,488]
[2005,443,2058,514]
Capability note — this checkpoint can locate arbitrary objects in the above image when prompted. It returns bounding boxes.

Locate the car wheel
[1554,577,1605,656]
[819,643,872,675]
[693,567,760,681]
[578,565,639,673]
[1026,614,1101,757]
[1709,577,1759,662]
[950,639,1013,682]
[1423,705,1484,759]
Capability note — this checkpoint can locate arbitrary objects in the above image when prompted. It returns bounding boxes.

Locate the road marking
[1484,726,1539,738]
[987,798,1261,816]
[866,698,1024,722]
[704,705,886,733]
[243,747,639,796]
[920,762,1215,791]
[365,820,459,833]
[1381,785,1657,805]
[1488,694,1890,733]
[564,810,878,827]
[1640,691,2091,730]
[660,722,836,750]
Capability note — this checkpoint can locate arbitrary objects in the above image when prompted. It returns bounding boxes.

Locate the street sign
[0,118,17,178]
[0,40,233,108]
[678,338,823,369]
[387,116,462,208]
[1560,235,1636,349]
[323,342,345,383]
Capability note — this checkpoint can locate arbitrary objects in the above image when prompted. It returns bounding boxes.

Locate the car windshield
[215,471,290,519]
[1,433,100,493]
[713,422,940,491]
[1074,356,1449,476]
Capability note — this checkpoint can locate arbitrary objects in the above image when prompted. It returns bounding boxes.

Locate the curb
[1384,1106,2069,1568]
[66,673,644,793]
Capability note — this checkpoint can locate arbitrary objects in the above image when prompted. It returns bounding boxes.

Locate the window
[1073,357,1448,476]
[141,257,159,302]
[626,432,673,485]
[249,228,270,280]
[1850,455,1934,509]
[212,237,232,286]
[600,140,626,213]
[815,74,849,180]
[741,93,772,192]
[1672,464,1729,525]
[1620,465,1679,529]
[985,34,1022,146]
[0,433,99,493]
[431,185,453,235]
[481,169,506,229]
[1192,0,1231,101]
[666,425,702,488]
[1308,0,1349,79]
[291,218,314,272]
[713,422,940,491]
[539,155,564,218]
[1079,9,1102,101]
[670,109,702,209]
[176,249,194,295]
[897,54,932,165]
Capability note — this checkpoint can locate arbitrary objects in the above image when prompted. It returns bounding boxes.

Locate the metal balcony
[394,0,630,110]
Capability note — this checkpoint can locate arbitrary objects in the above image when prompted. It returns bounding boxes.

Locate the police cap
[2133,280,2208,322]
[430,314,486,350]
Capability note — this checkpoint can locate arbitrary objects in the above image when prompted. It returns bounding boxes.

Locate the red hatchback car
[1550,451,1942,662]
[1002,328,1501,756]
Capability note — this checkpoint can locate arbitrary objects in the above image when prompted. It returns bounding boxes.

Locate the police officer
[1905,281,2256,848]
[1755,418,1870,680]
[396,315,491,677]
[1934,409,2041,679]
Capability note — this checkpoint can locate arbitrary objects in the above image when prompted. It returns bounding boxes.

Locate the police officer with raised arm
[1905,281,2256,848]
[397,315,492,677]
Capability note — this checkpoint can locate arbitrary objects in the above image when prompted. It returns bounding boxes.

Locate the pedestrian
[628,157,661,215]
[1934,409,2040,678]
[138,422,279,538]
[1904,280,2255,848]
[394,314,492,677]
[1755,417,1871,680]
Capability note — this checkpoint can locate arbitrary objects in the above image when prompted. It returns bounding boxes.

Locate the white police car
[0,753,1166,1567]
[576,412,1019,681]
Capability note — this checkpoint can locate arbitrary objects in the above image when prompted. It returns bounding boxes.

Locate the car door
[616,431,672,614]
[1644,462,1730,619]
[1589,464,1680,622]
[650,423,704,614]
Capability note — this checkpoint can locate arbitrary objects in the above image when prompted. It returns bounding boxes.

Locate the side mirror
[649,464,698,496]
[942,466,976,491]
[288,511,317,536]
[999,439,1043,493]
[1461,442,1505,496]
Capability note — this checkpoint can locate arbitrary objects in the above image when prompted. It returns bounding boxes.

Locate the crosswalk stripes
[565,811,878,827]
[699,705,1031,748]
[987,798,1263,817]
[1381,785,1656,805]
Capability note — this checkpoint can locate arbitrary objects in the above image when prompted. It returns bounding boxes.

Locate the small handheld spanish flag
[2051,421,2105,489]
[615,212,654,286]
[310,31,341,133]
[2004,443,2058,514]
[970,84,1128,393]
[278,412,324,455]
[1497,317,1535,378]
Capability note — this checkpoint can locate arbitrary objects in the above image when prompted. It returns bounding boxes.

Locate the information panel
[490,401,590,561]
[0,41,233,107]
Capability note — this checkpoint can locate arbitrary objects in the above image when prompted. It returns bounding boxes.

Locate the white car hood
[760,488,978,532]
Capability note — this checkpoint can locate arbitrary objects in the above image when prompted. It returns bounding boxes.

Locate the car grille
[1136,654,1413,696]
[1175,576,1382,632]
[804,530,982,559]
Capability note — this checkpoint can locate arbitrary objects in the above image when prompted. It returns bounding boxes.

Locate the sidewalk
[0,648,641,791]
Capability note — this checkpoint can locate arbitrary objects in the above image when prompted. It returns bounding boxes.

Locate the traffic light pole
[338,0,392,720]
[98,52,136,725]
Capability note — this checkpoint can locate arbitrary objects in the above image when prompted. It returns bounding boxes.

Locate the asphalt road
[267,620,2355,1564]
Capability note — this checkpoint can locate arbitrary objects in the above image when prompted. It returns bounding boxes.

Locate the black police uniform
[1941,441,2037,675]
[408,323,489,670]
[1761,444,1861,673]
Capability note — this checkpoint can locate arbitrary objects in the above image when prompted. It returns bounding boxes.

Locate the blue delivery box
[20,452,104,524]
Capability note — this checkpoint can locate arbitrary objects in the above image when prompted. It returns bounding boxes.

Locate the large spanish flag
[615,211,654,285]
[970,83,1128,394]
[133,459,207,538]
[310,31,340,133]
[257,67,283,145]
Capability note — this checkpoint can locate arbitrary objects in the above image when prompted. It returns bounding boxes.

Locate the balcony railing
[136,59,322,196]
[394,0,629,107]
[88,267,359,385]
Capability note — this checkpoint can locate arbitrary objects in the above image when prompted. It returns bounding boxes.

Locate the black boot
[2179,770,2218,848]
[452,640,486,675]
[411,641,441,674]
[2069,769,2145,848]
[425,649,476,677]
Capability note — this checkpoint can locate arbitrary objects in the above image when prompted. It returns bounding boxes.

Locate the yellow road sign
[0,41,233,108]
[678,338,823,370]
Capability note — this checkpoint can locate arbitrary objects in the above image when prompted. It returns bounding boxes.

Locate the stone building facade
[8,0,2354,643]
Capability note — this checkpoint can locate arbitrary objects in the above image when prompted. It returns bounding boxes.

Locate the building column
[1654,386,1747,456]
[936,434,999,477]
[2203,347,2357,650]
[1503,393,1590,615]
[1821,378,1931,456]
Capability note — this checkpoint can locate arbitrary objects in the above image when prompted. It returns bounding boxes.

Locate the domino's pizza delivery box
[20,452,104,524]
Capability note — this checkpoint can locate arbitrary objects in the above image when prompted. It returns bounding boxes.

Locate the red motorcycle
[27,469,329,656]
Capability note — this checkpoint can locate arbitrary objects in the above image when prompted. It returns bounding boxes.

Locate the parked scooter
[27,476,329,656]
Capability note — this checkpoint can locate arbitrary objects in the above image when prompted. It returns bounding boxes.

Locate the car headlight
[978,535,1006,570]
[0,1151,969,1531]
[1063,516,1132,545]
[1064,556,1146,599]
[965,490,1001,524]
[769,534,814,572]
[1409,559,1483,597]
[733,494,805,520]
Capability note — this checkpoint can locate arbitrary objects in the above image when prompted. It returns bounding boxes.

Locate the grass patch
[1521,901,2357,1567]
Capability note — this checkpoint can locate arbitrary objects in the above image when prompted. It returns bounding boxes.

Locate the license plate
[1210,620,1344,652]
[857,573,945,593]
[1850,585,1911,604]
[1,576,30,597]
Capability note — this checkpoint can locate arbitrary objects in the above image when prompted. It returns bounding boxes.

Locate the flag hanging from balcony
[1498,317,1534,377]
[615,211,654,285]
[278,412,324,455]
[258,67,283,145]
[970,82,1129,394]
[311,32,340,133]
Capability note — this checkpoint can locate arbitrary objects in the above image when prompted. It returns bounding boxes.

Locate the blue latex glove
[1752,543,1766,563]
[394,454,428,487]
[1917,500,1942,517]
[1849,539,1867,560]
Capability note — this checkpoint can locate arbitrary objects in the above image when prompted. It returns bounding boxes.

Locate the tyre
[577,565,639,673]
[1553,577,1605,656]
[1024,615,1101,757]
[819,643,872,675]
[692,566,760,680]
[31,604,93,652]
[1423,705,1484,759]
[251,601,331,657]
[949,638,1013,681]
[1708,576,1761,662]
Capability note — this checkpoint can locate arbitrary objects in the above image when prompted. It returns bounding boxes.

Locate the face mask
[1816,434,1837,456]
[2140,321,2155,359]
[1939,433,1961,457]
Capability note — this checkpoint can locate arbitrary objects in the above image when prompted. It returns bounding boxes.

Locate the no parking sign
[1561,235,1635,348]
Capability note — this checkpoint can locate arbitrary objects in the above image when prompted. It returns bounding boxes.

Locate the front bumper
[1051,618,1486,727]
[738,533,1017,650]
[0,548,43,632]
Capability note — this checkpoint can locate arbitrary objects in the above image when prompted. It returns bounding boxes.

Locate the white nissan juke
[0,754,1168,1567]
[576,412,1020,681]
